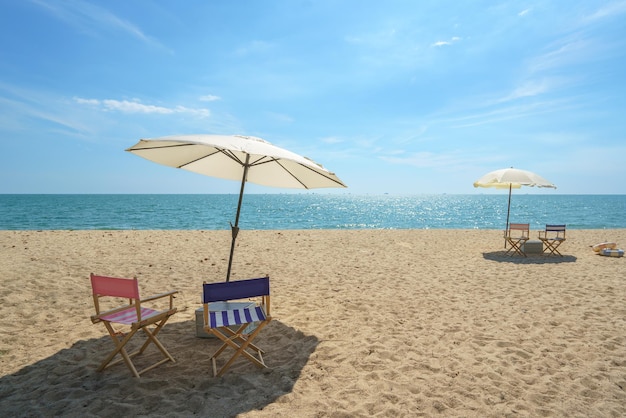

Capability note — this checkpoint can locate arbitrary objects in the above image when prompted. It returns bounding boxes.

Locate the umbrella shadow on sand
[0,319,318,417]
[482,251,577,264]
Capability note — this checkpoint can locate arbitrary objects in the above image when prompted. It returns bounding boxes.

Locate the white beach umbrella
[473,167,556,244]
[126,134,347,281]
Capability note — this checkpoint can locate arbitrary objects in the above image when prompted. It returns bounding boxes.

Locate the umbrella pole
[504,183,512,248]
[226,154,251,282]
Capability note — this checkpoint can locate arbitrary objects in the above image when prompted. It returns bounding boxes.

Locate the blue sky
[1,1,625,195]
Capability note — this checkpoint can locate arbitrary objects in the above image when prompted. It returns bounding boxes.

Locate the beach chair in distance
[89,273,178,378]
[202,276,271,377]
[505,223,530,256]
[539,224,566,256]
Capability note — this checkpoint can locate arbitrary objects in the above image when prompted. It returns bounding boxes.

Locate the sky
[1,0,625,195]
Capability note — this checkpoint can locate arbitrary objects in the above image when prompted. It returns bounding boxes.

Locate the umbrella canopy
[126,134,347,281]
[473,167,556,244]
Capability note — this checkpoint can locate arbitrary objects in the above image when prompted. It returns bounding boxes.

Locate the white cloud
[444,98,579,129]
[518,8,532,17]
[30,0,169,51]
[73,97,100,106]
[74,97,210,117]
[499,79,552,102]
[584,1,626,22]
[431,37,461,47]
[529,37,591,73]
[199,94,221,102]
[102,99,172,114]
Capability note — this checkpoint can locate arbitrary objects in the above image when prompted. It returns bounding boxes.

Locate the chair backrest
[545,224,566,238]
[203,276,270,303]
[91,274,140,299]
[508,223,530,238]
[90,273,143,321]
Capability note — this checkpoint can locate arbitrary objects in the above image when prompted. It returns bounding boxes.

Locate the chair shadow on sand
[482,251,577,264]
[0,319,318,417]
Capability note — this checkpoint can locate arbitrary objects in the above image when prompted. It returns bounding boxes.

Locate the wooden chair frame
[202,276,271,377]
[505,223,530,257]
[90,273,178,378]
[539,224,566,256]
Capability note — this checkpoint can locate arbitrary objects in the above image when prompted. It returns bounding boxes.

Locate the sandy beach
[0,229,625,417]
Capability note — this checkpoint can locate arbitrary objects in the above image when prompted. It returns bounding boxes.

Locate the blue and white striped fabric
[208,306,267,329]
[600,248,624,257]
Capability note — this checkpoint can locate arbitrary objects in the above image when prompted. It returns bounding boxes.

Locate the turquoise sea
[0,194,624,230]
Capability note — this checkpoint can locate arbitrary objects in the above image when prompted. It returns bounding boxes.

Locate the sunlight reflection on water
[0,194,624,230]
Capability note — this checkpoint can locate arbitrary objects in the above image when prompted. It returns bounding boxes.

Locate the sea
[0,194,624,231]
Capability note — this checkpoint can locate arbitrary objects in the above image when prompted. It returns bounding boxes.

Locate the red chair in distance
[505,223,530,256]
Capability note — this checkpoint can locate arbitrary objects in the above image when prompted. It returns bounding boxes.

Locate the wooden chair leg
[504,240,515,255]
[209,322,270,377]
[544,242,552,255]
[518,240,528,257]
[220,325,265,354]
[100,323,141,378]
[142,325,175,363]
[505,239,526,257]
[98,317,175,378]
[542,240,563,256]
[137,316,173,356]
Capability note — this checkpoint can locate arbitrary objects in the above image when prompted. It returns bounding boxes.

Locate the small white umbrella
[126,134,347,281]
[473,167,556,244]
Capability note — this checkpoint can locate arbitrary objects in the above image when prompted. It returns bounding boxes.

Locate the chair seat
[208,306,266,329]
[100,306,162,325]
